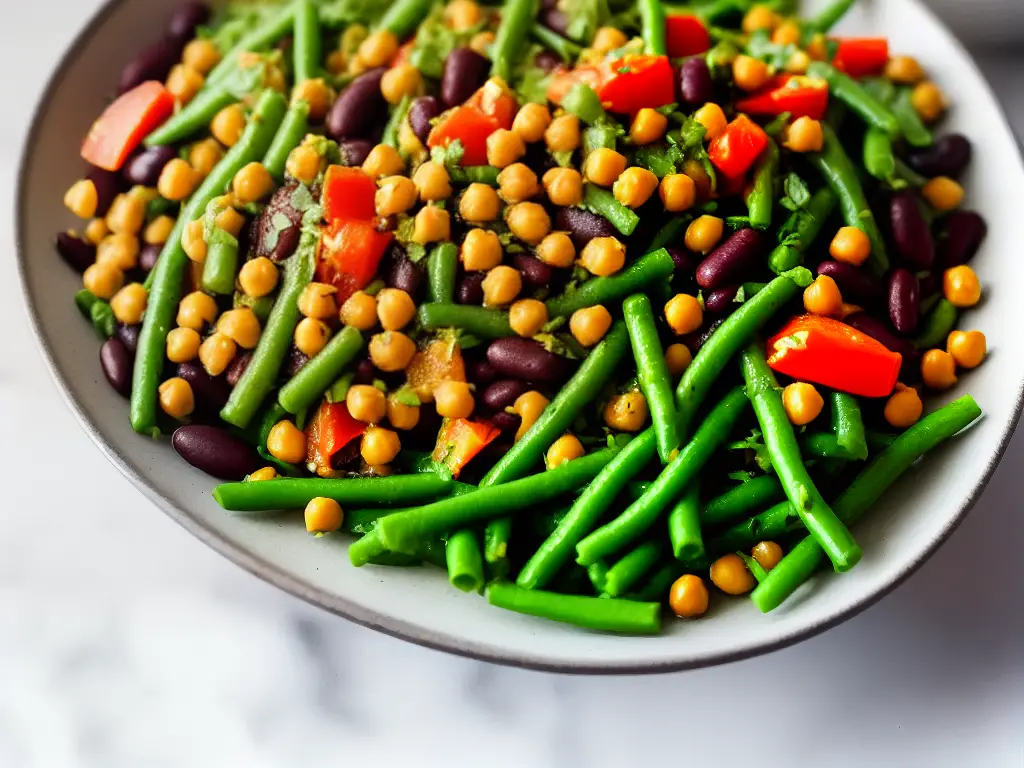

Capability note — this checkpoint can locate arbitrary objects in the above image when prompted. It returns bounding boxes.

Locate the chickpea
[922,177,964,212]
[286,145,321,184]
[445,0,483,31]
[166,326,201,363]
[733,54,771,92]
[512,103,551,144]
[267,419,307,464]
[357,30,399,69]
[340,291,379,331]
[579,236,626,277]
[694,103,728,141]
[166,64,204,104]
[752,541,784,571]
[584,147,627,187]
[669,574,709,618]
[211,103,246,147]
[912,81,947,123]
[884,383,923,429]
[684,215,724,253]
[413,205,451,244]
[454,228,499,272]
[97,232,140,271]
[375,175,418,216]
[486,129,526,169]
[659,173,697,213]
[386,393,421,430]
[535,232,576,268]
[603,391,649,432]
[158,377,195,420]
[412,161,452,201]
[181,219,207,264]
[921,349,958,390]
[381,64,422,105]
[182,38,221,74]
[803,274,843,317]
[683,159,713,201]
[459,183,501,224]
[110,283,147,325]
[943,265,981,308]
[782,382,824,425]
[298,282,338,319]
[784,116,824,153]
[613,167,659,209]
[247,466,278,482]
[946,330,987,369]
[513,390,550,442]
[292,78,334,121]
[664,294,703,336]
[665,343,692,377]
[742,4,779,33]
[885,55,925,85]
[785,50,811,75]
[141,215,173,247]
[509,299,548,338]
[82,262,124,300]
[542,167,583,207]
[238,257,279,298]
[177,291,218,330]
[629,108,668,146]
[158,158,200,201]
[361,426,401,465]
[305,497,343,533]
[592,26,629,54]
[362,143,404,178]
[710,553,756,595]
[83,217,109,245]
[369,331,417,371]
[806,33,828,61]
[190,138,224,177]
[829,226,871,266]
[198,332,237,376]
[216,308,260,349]
[546,433,585,468]
[232,162,274,204]
[376,288,416,331]
[570,305,612,347]
[840,302,863,320]
[105,193,145,236]
[292,317,330,357]
[347,384,387,423]
[470,31,496,56]
[544,114,581,153]
[434,380,475,419]
[215,205,246,238]
[506,202,551,245]
[772,20,802,46]
[481,265,522,307]
[497,163,539,204]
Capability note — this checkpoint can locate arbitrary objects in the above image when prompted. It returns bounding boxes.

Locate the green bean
[417,303,514,338]
[892,87,934,149]
[863,127,896,182]
[698,0,747,26]
[529,23,582,64]
[214,472,454,512]
[746,140,778,230]
[448,166,501,186]
[739,342,862,572]
[604,540,664,597]
[90,299,115,340]
[446,529,486,593]
[894,158,928,188]
[626,560,683,603]
[752,394,982,612]
[702,475,785,527]
[808,123,889,276]
[623,294,679,463]
[639,0,667,55]
[801,432,854,460]
[200,235,239,295]
[74,289,99,320]
[675,268,811,437]
[277,326,364,414]
[738,551,769,583]
[706,501,802,556]
[377,0,434,38]
[144,85,237,147]
[263,100,311,183]
[349,528,388,567]
[487,581,661,634]
[832,391,868,461]
[583,124,618,157]
[491,0,537,83]
[131,90,287,436]
[808,62,900,139]
[587,562,609,593]
[866,431,898,452]
[377,447,620,554]
[648,216,689,253]
[582,184,640,236]
[913,298,958,349]
[293,0,321,83]
[806,0,855,32]
[207,5,296,86]
[577,386,749,566]
[546,248,674,318]
[562,84,607,125]
[517,429,658,590]
[769,187,837,275]
[427,243,458,304]
[667,483,704,563]
[383,95,412,148]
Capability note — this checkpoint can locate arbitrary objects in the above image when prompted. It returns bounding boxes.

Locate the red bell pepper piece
[735,76,829,119]
[464,78,518,130]
[598,55,675,114]
[708,114,770,178]
[665,15,711,57]
[432,418,501,479]
[306,401,367,476]
[81,81,175,171]
[318,218,393,300]
[546,65,606,106]
[767,315,902,398]
[427,106,499,166]
[832,37,890,79]
[322,165,377,222]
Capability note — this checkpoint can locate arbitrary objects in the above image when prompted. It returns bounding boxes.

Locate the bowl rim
[15,0,1024,675]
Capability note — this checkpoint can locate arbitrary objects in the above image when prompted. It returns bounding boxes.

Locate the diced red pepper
[546,65,606,106]
[306,401,367,476]
[736,75,830,119]
[432,418,501,478]
[322,165,377,222]
[832,37,890,79]
[80,81,175,171]
[464,78,518,130]
[708,114,770,177]
[392,39,416,68]
[318,218,393,301]
[427,106,500,166]
[598,55,675,115]
[767,315,902,398]
[665,15,711,58]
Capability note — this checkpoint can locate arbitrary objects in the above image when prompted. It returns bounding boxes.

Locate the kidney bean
[119,38,178,94]
[441,48,490,108]
[100,337,132,396]
[941,210,988,267]
[385,250,425,299]
[678,57,713,109]
[284,347,310,379]
[339,139,374,168]
[466,358,497,384]
[330,441,362,471]
[696,228,764,290]
[680,318,724,353]
[167,1,210,43]
[540,8,570,36]
[172,425,261,480]
[137,243,161,275]
[490,410,521,433]
[116,323,141,356]
[122,144,177,187]
[704,285,739,314]
[486,338,574,383]
[513,252,553,287]
[481,379,531,411]
[408,96,441,143]
[177,361,231,411]
[56,232,95,273]
[906,134,972,179]
[327,68,387,140]
[556,207,616,250]
[252,182,302,262]
[845,312,920,378]
[888,268,920,334]
[87,167,122,217]
[889,189,935,269]
[353,358,376,384]
[225,352,252,388]
[457,272,485,305]
[817,261,883,303]
[534,50,562,73]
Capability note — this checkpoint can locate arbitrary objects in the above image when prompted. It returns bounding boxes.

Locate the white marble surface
[2,3,1023,766]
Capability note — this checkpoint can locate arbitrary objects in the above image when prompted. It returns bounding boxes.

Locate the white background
[2,2,1022,766]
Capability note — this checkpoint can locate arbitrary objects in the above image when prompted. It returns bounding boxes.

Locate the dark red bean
[889,189,935,269]
[556,207,616,250]
[408,96,441,143]
[905,134,972,179]
[704,285,739,314]
[327,68,387,140]
[177,361,231,411]
[540,8,570,36]
[678,57,713,109]
[122,145,177,187]
[353,358,375,384]
[252,182,302,262]
[441,48,490,108]
[817,261,883,303]
[941,210,987,267]
[139,243,162,274]
[457,272,485,305]
[481,379,531,411]
[696,228,764,290]
[284,347,310,379]
[116,323,141,356]
[668,247,697,273]
[385,250,425,299]
[119,38,179,94]
[56,232,95,273]
[486,338,574,383]
[87,167,122,217]
[888,268,920,334]
[172,425,261,480]
[490,410,521,432]
[100,337,132,396]
[339,139,374,168]
[513,252,553,287]
[225,352,252,388]
[680,318,724,353]
[167,1,210,43]
[466,359,497,384]
[845,312,920,378]
[534,50,562,73]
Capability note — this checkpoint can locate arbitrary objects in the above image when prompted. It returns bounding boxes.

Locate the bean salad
[59,0,988,633]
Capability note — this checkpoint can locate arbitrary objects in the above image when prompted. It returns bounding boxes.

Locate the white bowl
[16,0,1024,672]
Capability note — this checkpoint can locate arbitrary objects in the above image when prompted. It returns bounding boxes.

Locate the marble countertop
[2,3,1022,766]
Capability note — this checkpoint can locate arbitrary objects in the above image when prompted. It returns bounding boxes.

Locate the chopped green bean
[446,529,486,593]
[293,0,321,84]
[582,184,640,236]
[603,540,664,597]
[808,62,901,139]
[623,294,679,463]
[417,303,514,338]
[491,0,537,83]
[487,581,662,634]
[702,475,785,527]
[913,299,959,349]
[547,248,674,318]
[747,140,778,230]
[427,243,458,304]
[278,326,364,414]
[667,483,704,563]
[214,472,455,512]
[263,100,311,183]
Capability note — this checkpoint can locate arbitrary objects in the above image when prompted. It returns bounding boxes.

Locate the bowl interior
[17,0,1024,672]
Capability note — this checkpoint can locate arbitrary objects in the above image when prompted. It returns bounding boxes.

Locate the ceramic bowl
[16,0,1024,672]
